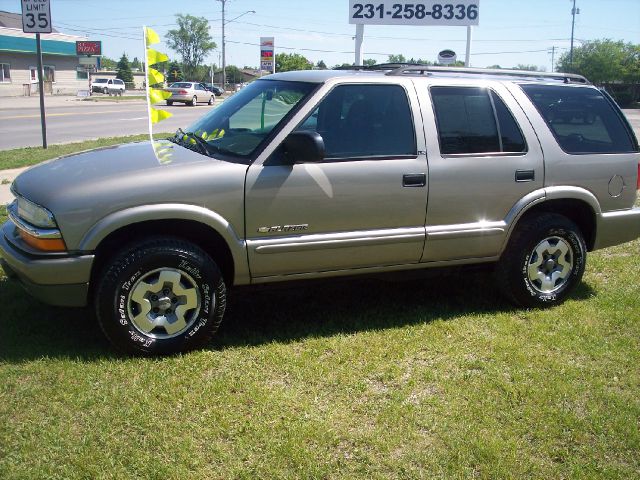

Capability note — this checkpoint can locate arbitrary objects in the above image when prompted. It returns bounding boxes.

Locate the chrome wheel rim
[526,236,574,294]
[127,268,202,339]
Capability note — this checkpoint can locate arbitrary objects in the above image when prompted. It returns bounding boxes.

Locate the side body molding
[78,204,250,285]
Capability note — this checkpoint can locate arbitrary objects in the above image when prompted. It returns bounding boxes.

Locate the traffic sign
[21,0,52,34]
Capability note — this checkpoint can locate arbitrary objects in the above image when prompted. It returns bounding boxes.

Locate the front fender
[77,203,249,284]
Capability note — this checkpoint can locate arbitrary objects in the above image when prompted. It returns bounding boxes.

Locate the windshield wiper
[171,128,212,156]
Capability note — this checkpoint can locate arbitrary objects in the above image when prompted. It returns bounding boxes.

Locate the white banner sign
[21,0,52,33]
[349,0,479,26]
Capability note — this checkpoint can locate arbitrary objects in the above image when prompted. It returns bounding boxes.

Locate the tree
[130,57,141,71]
[116,53,134,84]
[316,60,327,70]
[225,65,244,84]
[363,58,377,66]
[556,39,638,84]
[514,64,544,71]
[275,53,312,72]
[387,54,407,63]
[166,62,184,84]
[487,64,502,69]
[166,14,216,79]
[100,56,117,71]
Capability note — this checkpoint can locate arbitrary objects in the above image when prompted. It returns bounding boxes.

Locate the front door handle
[515,169,535,182]
[403,173,426,187]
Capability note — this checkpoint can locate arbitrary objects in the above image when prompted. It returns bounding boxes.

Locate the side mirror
[283,131,325,164]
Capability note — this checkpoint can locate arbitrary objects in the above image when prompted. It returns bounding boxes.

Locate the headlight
[16,195,57,228]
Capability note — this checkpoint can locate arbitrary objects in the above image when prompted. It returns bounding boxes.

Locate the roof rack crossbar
[385,66,590,84]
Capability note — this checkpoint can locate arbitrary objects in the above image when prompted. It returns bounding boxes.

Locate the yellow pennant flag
[150,107,173,124]
[147,67,164,87]
[146,48,169,66]
[148,87,171,104]
[145,27,160,47]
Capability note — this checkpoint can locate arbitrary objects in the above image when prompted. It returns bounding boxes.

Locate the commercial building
[0,11,91,96]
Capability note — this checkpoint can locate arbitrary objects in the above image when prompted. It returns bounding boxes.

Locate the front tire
[496,213,586,308]
[95,237,226,355]
[208,95,214,105]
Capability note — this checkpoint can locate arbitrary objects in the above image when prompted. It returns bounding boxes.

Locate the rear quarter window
[520,84,637,154]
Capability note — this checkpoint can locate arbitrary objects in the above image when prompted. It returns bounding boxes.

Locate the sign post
[21,0,52,149]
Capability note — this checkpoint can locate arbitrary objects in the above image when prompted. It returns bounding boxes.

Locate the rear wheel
[496,213,586,307]
[166,100,173,106]
[190,95,197,106]
[95,237,226,355]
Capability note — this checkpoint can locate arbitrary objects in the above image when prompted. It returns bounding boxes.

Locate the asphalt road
[0,95,219,150]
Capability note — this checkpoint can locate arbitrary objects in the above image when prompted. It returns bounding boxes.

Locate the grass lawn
[0,133,172,170]
[0,188,638,477]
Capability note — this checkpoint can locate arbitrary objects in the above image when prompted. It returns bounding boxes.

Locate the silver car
[165,81,215,106]
[2,67,639,355]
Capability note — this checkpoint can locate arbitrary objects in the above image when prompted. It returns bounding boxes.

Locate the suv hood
[12,141,248,248]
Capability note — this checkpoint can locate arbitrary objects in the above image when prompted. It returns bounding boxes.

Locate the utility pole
[217,0,227,90]
[569,0,579,68]
[548,46,556,72]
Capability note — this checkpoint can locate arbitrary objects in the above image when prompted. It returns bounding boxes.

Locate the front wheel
[95,237,226,355]
[208,95,214,105]
[496,213,586,308]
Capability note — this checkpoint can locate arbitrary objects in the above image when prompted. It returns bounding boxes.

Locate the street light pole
[215,4,255,90]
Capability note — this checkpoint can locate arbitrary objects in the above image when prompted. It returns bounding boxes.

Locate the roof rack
[385,66,590,84]
[333,62,424,71]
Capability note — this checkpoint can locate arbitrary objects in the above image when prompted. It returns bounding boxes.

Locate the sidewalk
[0,167,27,205]
[0,92,146,110]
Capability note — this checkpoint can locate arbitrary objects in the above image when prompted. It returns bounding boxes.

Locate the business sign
[437,49,457,64]
[260,37,275,73]
[78,56,98,66]
[76,41,102,56]
[349,1,479,26]
[21,0,52,33]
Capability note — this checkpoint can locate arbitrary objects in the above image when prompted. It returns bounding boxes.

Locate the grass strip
[0,133,172,171]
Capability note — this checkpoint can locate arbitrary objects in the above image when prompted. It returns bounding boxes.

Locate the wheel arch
[512,197,597,251]
[89,219,237,298]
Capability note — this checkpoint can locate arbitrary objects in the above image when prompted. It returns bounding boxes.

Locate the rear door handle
[403,173,426,187]
[515,169,535,182]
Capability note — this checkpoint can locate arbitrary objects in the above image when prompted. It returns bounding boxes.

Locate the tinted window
[520,84,636,154]
[296,84,416,159]
[431,86,526,155]
[491,91,526,152]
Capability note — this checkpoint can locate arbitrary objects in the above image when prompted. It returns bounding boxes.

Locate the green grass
[0,133,172,170]
[0,204,638,478]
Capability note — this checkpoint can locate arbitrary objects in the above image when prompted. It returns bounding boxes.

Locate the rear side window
[520,84,636,154]
[430,86,526,155]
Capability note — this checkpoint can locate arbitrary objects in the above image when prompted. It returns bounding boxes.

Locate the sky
[2,0,639,71]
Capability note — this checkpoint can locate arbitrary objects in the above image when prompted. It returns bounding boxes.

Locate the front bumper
[594,207,640,250]
[0,220,94,307]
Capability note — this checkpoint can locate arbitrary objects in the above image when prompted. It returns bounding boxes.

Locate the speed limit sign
[21,0,52,34]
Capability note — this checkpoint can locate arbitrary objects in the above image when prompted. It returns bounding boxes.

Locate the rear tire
[208,95,214,105]
[496,213,586,308]
[166,100,173,106]
[190,96,197,106]
[95,237,226,355]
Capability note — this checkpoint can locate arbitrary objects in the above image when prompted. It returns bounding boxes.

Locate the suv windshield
[94,79,108,83]
[186,79,317,158]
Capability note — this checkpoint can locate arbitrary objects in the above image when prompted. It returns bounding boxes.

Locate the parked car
[165,82,215,106]
[2,66,639,355]
[204,83,225,96]
[91,78,125,95]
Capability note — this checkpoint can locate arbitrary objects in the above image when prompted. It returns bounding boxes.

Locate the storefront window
[29,65,56,82]
[76,67,88,80]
